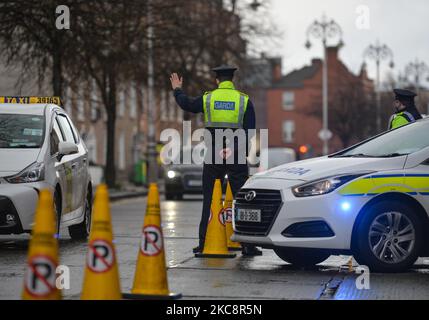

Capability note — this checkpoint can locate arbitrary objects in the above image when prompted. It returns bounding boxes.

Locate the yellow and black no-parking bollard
[22,190,62,300]
[224,182,242,251]
[195,179,236,259]
[123,183,182,300]
[81,184,122,300]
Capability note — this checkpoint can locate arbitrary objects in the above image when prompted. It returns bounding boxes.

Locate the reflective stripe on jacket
[203,81,249,129]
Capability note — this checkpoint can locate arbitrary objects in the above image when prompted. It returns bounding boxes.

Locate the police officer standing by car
[170,65,262,256]
[388,89,423,130]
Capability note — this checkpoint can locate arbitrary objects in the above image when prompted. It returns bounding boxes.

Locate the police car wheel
[68,192,92,240]
[354,200,422,273]
[274,248,330,267]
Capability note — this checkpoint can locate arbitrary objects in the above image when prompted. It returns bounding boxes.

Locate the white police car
[0,97,92,239]
[233,118,429,272]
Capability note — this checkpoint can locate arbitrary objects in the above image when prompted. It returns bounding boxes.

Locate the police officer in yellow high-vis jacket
[388,89,422,130]
[170,65,262,256]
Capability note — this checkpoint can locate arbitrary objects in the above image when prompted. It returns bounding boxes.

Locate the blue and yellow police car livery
[233,118,429,272]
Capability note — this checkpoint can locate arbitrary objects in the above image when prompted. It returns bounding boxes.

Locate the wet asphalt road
[1,195,429,300]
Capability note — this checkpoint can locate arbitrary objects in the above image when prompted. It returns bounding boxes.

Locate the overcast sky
[269,0,429,86]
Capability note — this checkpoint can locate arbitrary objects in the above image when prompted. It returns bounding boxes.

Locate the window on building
[86,131,97,164]
[160,90,167,121]
[282,120,295,143]
[118,91,125,118]
[118,131,126,171]
[130,84,137,119]
[169,95,176,121]
[177,106,183,123]
[64,87,72,118]
[77,88,85,122]
[282,91,295,111]
[90,81,98,122]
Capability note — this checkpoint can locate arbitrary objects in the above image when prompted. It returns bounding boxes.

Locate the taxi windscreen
[0,114,45,148]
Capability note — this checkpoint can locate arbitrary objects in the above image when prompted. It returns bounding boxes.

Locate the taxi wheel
[68,192,92,241]
[354,201,422,273]
[274,248,330,267]
[53,190,61,237]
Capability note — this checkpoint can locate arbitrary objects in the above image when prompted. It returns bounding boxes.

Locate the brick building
[247,46,374,157]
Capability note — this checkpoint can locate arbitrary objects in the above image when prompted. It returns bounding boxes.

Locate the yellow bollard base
[195,252,237,259]
[122,292,182,300]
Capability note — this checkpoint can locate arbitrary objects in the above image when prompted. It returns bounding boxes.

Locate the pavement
[2,195,429,300]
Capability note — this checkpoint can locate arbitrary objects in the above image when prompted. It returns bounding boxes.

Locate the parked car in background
[163,147,204,200]
[249,148,296,176]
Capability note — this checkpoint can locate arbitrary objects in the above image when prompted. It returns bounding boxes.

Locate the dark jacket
[173,87,256,164]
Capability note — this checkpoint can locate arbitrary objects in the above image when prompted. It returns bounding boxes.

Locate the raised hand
[170,73,183,90]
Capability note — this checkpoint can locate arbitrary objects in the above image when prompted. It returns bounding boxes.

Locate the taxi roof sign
[0,96,62,105]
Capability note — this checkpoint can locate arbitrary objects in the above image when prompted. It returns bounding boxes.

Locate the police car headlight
[6,162,45,184]
[292,173,371,197]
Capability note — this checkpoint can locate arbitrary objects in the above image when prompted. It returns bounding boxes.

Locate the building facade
[247,46,375,157]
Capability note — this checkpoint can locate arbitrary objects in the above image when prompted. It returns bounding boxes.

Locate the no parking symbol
[224,208,233,224]
[87,240,115,273]
[218,210,226,226]
[24,255,57,297]
[141,225,163,256]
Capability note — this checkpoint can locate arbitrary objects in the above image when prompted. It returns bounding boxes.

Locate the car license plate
[188,180,202,187]
[236,209,261,223]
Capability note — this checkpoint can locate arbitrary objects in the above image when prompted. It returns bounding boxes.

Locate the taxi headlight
[6,162,45,184]
[292,173,371,198]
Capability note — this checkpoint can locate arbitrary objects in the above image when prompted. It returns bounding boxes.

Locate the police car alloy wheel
[353,200,423,273]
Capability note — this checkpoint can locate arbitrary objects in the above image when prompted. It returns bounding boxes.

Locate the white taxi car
[233,118,429,272]
[0,97,92,239]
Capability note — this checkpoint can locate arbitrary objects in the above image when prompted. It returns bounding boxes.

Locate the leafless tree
[0,0,78,97]
[305,77,376,148]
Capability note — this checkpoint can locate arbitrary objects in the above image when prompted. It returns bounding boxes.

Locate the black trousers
[199,163,249,247]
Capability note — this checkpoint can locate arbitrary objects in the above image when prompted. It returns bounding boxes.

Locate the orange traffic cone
[22,190,61,300]
[123,183,181,300]
[224,182,242,251]
[196,179,236,259]
[81,184,122,300]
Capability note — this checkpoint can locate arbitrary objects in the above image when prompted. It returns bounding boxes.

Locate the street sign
[318,129,333,141]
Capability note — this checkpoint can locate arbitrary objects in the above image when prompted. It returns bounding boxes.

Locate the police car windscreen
[336,120,429,158]
[0,114,44,148]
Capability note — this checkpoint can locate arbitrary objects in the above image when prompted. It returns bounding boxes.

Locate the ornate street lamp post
[305,15,343,155]
[404,58,429,107]
[363,40,394,133]
[146,0,158,184]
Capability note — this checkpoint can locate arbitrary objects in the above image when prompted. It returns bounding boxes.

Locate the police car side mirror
[58,142,78,161]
